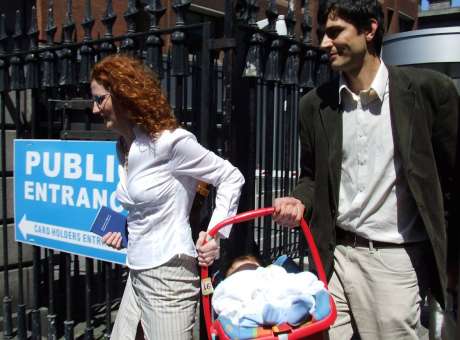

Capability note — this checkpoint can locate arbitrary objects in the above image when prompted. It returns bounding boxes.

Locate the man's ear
[365,18,378,42]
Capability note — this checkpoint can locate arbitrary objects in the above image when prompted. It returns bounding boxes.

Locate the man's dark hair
[318,0,385,55]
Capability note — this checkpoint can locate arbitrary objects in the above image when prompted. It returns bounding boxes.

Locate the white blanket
[212,264,326,327]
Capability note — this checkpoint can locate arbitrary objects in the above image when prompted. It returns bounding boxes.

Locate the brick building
[0,1,420,48]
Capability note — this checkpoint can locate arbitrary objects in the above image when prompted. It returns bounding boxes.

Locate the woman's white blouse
[116,128,245,269]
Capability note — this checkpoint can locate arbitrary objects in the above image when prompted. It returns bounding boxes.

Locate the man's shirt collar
[338,60,389,105]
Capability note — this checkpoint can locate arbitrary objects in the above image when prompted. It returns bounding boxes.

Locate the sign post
[14,139,127,264]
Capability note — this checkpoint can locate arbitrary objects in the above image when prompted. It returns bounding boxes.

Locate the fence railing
[0,0,330,338]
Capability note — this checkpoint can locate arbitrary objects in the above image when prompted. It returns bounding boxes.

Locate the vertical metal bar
[171,1,191,127]
[263,15,282,259]
[256,80,263,244]
[64,253,74,340]
[103,262,112,340]
[276,85,286,254]
[26,7,42,332]
[246,76,258,247]
[17,244,27,340]
[1,90,13,339]
[284,86,292,196]
[0,20,12,337]
[84,258,94,340]
[263,83,274,260]
[175,76,184,124]
[31,247,42,340]
[222,0,234,160]
[243,29,265,222]
[15,87,27,340]
[272,83,281,256]
[47,89,53,138]
[199,22,211,147]
[73,255,80,277]
[47,249,57,340]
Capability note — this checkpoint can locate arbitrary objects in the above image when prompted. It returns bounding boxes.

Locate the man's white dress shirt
[116,127,245,269]
[336,61,426,243]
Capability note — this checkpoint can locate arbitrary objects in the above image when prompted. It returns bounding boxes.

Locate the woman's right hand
[102,232,123,249]
[196,231,220,267]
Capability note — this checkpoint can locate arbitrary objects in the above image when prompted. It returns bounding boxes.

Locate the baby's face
[227,259,261,277]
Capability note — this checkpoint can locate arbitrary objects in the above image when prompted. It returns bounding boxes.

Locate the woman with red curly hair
[90,54,245,340]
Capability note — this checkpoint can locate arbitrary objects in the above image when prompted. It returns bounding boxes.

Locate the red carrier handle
[200,207,335,340]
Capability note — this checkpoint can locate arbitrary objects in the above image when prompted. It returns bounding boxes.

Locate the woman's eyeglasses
[92,94,110,110]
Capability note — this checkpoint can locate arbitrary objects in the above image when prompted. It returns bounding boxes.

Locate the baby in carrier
[212,255,330,338]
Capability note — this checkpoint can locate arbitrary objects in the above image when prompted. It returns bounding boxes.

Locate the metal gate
[0,0,329,338]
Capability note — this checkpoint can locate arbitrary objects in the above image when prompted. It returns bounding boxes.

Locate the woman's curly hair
[91,54,178,137]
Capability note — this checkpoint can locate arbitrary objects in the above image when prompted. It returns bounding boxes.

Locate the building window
[399,12,415,32]
[386,8,394,31]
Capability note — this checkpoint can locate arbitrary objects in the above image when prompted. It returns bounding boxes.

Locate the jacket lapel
[388,66,415,168]
[318,80,342,210]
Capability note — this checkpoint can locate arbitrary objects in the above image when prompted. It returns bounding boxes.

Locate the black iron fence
[0,0,330,338]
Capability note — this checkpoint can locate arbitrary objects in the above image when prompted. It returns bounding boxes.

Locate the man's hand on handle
[273,197,305,227]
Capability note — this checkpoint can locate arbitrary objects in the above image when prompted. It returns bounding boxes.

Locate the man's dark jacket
[293,66,459,307]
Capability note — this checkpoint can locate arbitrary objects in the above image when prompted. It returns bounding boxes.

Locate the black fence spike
[285,0,296,38]
[102,0,116,39]
[124,0,138,35]
[13,9,22,43]
[121,0,139,53]
[63,0,75,45]
[146,0,166,31]
[235,0,259,26]
[235,0,247,24]
[264,38,283,82]
[100,0,117,58]
[25,6,39,89]
[172,0,191,27]
[82,0,95,42]
[301,0,312,45]
[265,0,278,34]
[316,52,331,86]
[145,0,166,77]
[242,32,264,79]
[27,6,39,49]
[79,0,95,84]
[46,3,57,45]
[13,9,23,51]
[281,43,300,85]
[41,2,57,88]
[0,13,6,54]
[247,0,259,27]
[0,14,9,92]
[299,48,316,89]
[10,10,25,90]
[0,13,6,52]
[171,0,191,76]
[59,0,76,86]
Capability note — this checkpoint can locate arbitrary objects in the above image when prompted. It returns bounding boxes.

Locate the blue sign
[14,139,127,265]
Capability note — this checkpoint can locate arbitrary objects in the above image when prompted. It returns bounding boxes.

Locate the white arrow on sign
[18,214,127,255]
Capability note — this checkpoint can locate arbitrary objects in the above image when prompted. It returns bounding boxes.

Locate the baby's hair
[225,255,262,277]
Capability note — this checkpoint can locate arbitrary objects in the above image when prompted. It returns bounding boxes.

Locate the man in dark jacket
[273,1,459,339]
